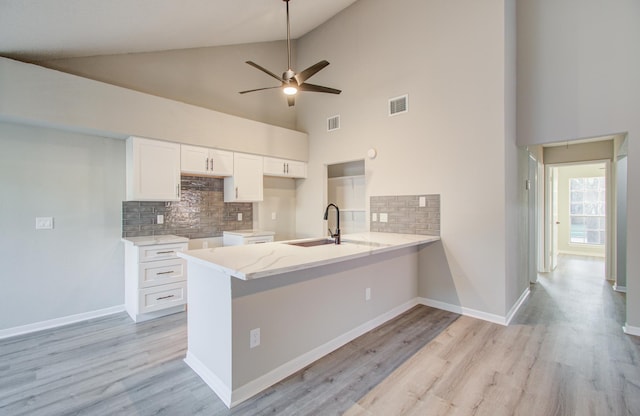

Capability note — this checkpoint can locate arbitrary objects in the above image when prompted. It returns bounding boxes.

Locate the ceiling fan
[239,0,341,107]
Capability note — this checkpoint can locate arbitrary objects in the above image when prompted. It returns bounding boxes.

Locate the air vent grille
[327,115,341,131]
[389,94,409,116]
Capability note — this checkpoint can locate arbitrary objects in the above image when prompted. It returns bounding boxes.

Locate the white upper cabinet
[180,145,234,177]
[127,137,181,201]
[224,153,264,202]
[263,157,307,178]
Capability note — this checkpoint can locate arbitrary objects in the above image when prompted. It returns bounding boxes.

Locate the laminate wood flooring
[2,255,638,415]
[0,302,458,415]
[345,255,640,416]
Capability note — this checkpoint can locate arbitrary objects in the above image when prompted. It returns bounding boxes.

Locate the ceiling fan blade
[294,60,330,84]
[239,86,282,94]
[298,83,342,95]
[245,61,283,82]
[287,95,296,107]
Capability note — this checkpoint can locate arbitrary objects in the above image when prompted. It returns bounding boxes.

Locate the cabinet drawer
[138,259,186,288]
[138,243,187,262]
[138,282,187,314]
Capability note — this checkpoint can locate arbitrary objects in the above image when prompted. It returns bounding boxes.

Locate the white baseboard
[505,288,530,325]
[184,352,232,408]
[0,305,125,340]
[419,290,529,327]
[623,324,640,337]
[613,284,627,293]
[187,298,419,409]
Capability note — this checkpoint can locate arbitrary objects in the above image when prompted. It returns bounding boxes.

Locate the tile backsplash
[370,194,440,235]
[122,176,252,238]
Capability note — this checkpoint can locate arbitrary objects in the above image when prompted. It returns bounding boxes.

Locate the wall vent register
[327,115,341,131]
[389,94,409,116]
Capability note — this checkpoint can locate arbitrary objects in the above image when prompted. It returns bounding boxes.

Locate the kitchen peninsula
[178,232,439,408]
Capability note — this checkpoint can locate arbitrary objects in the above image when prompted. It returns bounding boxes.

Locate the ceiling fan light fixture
[238,0,341,106]
[283,86,298,95]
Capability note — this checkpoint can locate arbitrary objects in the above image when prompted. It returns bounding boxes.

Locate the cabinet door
[264,157,287,176]
[264,157,307,178]
[127,137,181,201]
[209,149,234,176]
[180,144,209,175]
[224,153,263,202]
[287,160,307,178]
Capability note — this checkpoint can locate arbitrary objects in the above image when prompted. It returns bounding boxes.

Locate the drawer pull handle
[156,250,175,254]
[157,270,175,275]
[156,295,175,301]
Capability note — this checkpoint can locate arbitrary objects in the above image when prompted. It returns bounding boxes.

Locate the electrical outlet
[419,196,426,207]
[237,213,243,221]
[272,212,277,220]
[372,213,377,222]
[202,241,209,249]
[157,214,164,224]
[365,287,371,301]
[250,328,261,349]
[380,213,388,223]
[35,217,54,230]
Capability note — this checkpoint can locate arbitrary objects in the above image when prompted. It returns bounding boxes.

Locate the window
[569,177,605,245]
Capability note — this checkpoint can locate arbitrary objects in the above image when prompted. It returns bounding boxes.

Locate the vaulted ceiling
[0,0,358,61]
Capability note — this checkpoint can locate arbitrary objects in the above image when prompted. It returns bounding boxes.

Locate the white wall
[40,41,297,130]
[255,177,298,241]
[0,122,125,331]
[0,57,308,162]
[295,0,520,317]
[517,0,640,329]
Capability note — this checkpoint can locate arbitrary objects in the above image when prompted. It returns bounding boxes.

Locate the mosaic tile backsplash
[370,194,440,235]
[122,176,253,238]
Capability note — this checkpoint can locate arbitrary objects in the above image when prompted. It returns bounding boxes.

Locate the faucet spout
[323,203,341,244]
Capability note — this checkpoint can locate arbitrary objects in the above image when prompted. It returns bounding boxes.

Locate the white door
[551,167,559,270]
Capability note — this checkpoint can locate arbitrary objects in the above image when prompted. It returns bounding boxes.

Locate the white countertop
[178,232,440,280]
[121,234,189,246]
[223,230,276,237]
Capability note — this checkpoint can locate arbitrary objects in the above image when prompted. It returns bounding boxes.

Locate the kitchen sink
[285,238,337,247]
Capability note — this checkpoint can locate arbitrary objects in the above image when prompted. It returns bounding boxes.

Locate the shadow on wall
[417,240,460,308]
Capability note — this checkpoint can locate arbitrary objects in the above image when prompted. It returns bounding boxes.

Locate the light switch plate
[157,214,164,224]
[35,217,54,230]
[238,213,243,221]
[250,328,260,348]
[380,213,388,223]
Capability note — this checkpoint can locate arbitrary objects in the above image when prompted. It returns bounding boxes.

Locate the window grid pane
[569,177,605,245]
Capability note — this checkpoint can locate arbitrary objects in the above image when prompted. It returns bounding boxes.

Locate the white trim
[184,352,232,408]
[187,298,419,409]
[0,305,125,340]
[419,298,508,325]
[418,290,529,327]
[558,249,605,258]
[613,284,627,293]
[623,324,640,337]
[505,288,530,325]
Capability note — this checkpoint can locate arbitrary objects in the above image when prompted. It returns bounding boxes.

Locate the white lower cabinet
[123,238,188,322]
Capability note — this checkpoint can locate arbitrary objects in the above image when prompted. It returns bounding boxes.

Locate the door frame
[543,159,612,277]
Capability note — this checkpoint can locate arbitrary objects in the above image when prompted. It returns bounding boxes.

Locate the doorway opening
[545,162,608,275]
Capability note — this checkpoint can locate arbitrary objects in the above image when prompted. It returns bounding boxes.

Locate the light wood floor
[1,255,638,415]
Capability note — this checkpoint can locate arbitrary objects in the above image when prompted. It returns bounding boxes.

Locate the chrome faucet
[323,203,341,244]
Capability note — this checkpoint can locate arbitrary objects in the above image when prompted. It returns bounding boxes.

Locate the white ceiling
[0,0,358,61]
